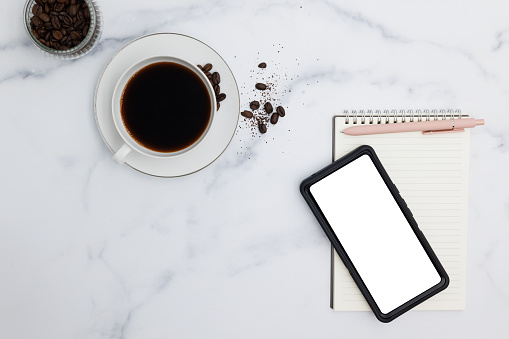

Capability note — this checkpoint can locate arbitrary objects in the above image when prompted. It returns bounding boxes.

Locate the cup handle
[113,143,132,165]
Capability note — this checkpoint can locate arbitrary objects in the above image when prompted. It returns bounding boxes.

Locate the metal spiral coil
[343,109,462,124]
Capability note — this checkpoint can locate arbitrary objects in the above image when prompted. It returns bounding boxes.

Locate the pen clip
[422,128,465,135]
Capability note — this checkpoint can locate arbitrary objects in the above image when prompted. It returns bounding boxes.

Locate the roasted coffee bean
[203,63,213,72]
[38,28,47,36]
[39,12,51,22]
[38,38,46,45]
[70,31,81,40]
[45,4,50,13]
[82,25,89,36]
[31,16,42,27]
[57,0,67,2]
[35,0,43,6]
[62,15,72,26]
[259,122,267,134]
[276,106,285,117]
[74,19,84,30]
[71,0,76,4]
[217,102,220,110]
[212,72,220,85]
[54,2,65,11]
[52,30,63,40]
[241,110,254,118]
[45,31,51,41]
[264,102,273,114]
[32,29,40,39]
[270,113,279,124]
[217,93,226,102]
[50,11,59,16]
[258,62,267,68]
[250,101,260,110]
[255,83,267,90]
[51,16,61,29]
[48,0,56,5]
[77,10,84,21]
[214,84,220,96]
[60,28,67,36]
[44,22,53,29]
[32,4,42,16]
[197,64,203,70]
[206,73,213,82]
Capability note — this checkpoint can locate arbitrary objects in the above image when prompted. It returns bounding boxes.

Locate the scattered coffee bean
[217,93,226,102]
[255,83,267,90]
[29,0,91,51]
[212,72,220,85]
[241,110,254,118]
[197,62,226,111]
[264,102,273,114]
[270,113,279,124]
[203,63,213,72]
[259,122,267,134]
[258,62,267,68]
[276,106,285,117]
[250,101,260,110]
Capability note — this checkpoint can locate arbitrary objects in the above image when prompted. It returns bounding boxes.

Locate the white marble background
[1,0,508,338]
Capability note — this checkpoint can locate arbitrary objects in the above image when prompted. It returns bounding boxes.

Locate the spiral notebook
[332,110,469,311]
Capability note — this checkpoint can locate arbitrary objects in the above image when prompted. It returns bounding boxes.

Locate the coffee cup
[111,56,216,164]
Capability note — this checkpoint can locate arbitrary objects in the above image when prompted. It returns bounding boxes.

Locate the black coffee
[121,62,211,153]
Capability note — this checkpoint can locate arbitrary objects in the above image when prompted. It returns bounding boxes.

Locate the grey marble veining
[1,0,508,338]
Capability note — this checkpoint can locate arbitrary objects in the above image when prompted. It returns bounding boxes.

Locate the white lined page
[332,116,469,311]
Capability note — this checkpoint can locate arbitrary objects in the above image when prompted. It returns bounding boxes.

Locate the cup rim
[111,56,217,159]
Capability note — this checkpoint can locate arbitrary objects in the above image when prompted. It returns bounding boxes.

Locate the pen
[342,118,485,136]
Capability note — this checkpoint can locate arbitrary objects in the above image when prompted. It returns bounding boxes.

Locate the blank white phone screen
[310,155,441,314]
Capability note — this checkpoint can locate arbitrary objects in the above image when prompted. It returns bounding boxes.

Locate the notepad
[331,111,469,311]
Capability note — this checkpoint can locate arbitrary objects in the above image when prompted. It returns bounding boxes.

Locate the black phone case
[300,145,449,322]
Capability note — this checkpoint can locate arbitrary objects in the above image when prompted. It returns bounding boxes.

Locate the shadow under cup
[112,56,216,163]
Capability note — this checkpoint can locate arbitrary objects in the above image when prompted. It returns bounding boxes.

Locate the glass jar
[23,0,103,60]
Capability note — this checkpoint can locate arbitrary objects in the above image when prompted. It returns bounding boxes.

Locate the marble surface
[1,0,508,338]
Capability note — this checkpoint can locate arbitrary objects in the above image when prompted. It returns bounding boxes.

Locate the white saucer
[94,33,240,177]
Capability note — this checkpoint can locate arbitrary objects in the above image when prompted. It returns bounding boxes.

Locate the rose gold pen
[342,118,485,136]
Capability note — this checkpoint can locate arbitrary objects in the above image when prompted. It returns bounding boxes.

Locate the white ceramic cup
[111,56,217,164]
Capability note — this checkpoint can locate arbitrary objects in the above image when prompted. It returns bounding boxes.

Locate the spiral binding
[343,109,463,124]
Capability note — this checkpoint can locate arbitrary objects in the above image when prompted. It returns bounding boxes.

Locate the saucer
[94,33,240,177]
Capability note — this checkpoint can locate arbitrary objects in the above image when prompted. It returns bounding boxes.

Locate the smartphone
[300,145,448,322]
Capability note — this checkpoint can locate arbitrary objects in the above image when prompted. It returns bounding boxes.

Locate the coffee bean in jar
[28,0,93,51]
